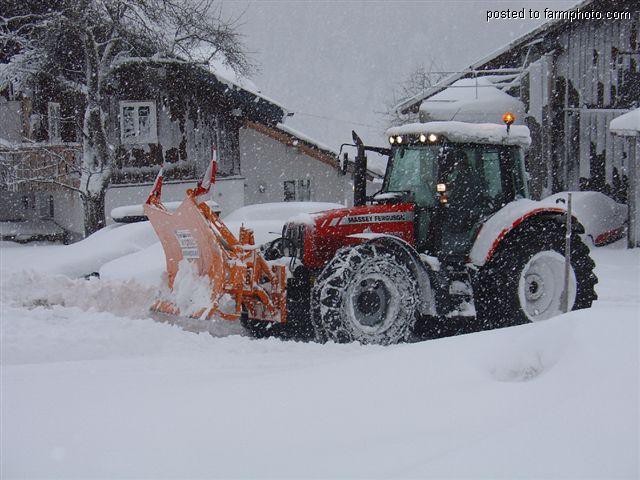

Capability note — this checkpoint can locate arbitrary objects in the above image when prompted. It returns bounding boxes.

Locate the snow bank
[2,299,637,477]
[1,241,638,478]
[386,121,531,147]
[223,202,342,246]
[99,241,166,287]
[1,270,156,319]
[0,222,158,279]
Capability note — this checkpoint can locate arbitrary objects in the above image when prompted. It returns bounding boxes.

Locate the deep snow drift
[1,225,638,477]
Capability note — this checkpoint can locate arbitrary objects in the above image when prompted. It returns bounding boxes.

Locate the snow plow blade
[143,160,286,325]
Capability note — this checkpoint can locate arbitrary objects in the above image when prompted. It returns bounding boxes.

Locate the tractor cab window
[382,145,439,207]
[438,144,524,256]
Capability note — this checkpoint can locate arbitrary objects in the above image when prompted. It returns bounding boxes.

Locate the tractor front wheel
[311,243,419,345]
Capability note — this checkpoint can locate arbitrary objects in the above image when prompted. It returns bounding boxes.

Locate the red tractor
[146,118,597,345]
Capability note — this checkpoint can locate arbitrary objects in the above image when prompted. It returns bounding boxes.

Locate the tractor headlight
[396,135,403,144]
[389,136,395,144]
[436,183,446,192]
[419,133,427,143]
[428,133,438,142]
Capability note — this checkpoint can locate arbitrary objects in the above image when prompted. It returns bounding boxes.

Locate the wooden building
[397,0,639,205]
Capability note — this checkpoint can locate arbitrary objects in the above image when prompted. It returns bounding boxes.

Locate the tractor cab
[379,127,529,258]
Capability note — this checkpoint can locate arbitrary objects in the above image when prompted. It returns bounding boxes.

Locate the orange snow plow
[143,151,287,324]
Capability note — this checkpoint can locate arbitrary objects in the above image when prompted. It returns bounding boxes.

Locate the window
[119,101,157,144]
[297,179,311,201]
[284,181,296,201]
[48,102,61,143]
[283,179,312,201]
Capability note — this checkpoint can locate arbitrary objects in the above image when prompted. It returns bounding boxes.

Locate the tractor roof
[386,121,531,148]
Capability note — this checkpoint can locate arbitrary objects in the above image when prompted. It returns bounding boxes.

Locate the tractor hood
[285,203,416,269]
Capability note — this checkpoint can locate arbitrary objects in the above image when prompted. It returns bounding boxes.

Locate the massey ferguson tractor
[144,115,598,345]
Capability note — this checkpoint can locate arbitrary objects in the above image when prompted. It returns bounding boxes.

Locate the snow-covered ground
[1,219,638,477]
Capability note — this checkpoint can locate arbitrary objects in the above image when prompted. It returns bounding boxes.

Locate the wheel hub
[352,278,389,328]
[517,250,577,322]
[525,273,545,301]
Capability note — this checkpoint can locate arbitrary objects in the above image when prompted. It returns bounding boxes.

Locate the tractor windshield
[382,145,440,207]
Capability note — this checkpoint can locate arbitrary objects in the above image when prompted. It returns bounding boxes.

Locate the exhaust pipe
[352,130,367,207]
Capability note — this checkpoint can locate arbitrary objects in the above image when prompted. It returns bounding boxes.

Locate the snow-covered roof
[394,0,597,114]
[204,58,288,114]
[276,123,338,156]
[386,121,531,148]
[609,109,640,137]
[419,77,525,124]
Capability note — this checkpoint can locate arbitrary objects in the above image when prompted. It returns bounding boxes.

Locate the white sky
[224,0,577,151]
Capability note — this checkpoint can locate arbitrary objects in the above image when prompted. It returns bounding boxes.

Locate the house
[396,0,639,205]
[0,60,356,242]
[610,108,640,246]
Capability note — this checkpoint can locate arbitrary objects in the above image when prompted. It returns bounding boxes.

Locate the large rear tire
[311,243,419,345]
[475,220,598,328]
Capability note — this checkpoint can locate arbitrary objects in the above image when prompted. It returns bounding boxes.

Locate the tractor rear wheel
[311,243,419,345]
[475,220,598,328]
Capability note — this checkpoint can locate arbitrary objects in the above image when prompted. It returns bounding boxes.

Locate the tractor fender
[469,199,585,267]
[364,235,437,316]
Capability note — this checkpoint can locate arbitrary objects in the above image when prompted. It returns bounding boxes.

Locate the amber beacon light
[502,111,515,132]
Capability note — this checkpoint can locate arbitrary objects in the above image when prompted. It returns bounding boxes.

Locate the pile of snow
[165,259,216,318]
[111,200,220,223]
[386,121,531,148]
[544,191,627,245]
[0,220,65,241]
[609,108,640,136]
[419,77,526,125]
[1,270,155,320]
[471,192,628,264]
[0,222,158,279]
[223,201,343,246]
[1,242,638,477]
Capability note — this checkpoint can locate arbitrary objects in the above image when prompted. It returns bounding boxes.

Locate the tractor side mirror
[341,152,349,175]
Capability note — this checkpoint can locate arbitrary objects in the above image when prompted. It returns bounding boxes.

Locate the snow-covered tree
[384,58,447,128]
[1,0,252,235]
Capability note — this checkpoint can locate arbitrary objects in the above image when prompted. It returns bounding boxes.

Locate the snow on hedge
[386,121,531,147]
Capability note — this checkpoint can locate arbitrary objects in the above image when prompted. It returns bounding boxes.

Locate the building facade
[0,62,351,241]
[397,0,639,203]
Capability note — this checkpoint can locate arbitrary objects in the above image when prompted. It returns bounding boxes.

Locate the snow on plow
[143,152,287,324]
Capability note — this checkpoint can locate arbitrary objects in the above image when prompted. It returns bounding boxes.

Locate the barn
[396,0,639,245]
